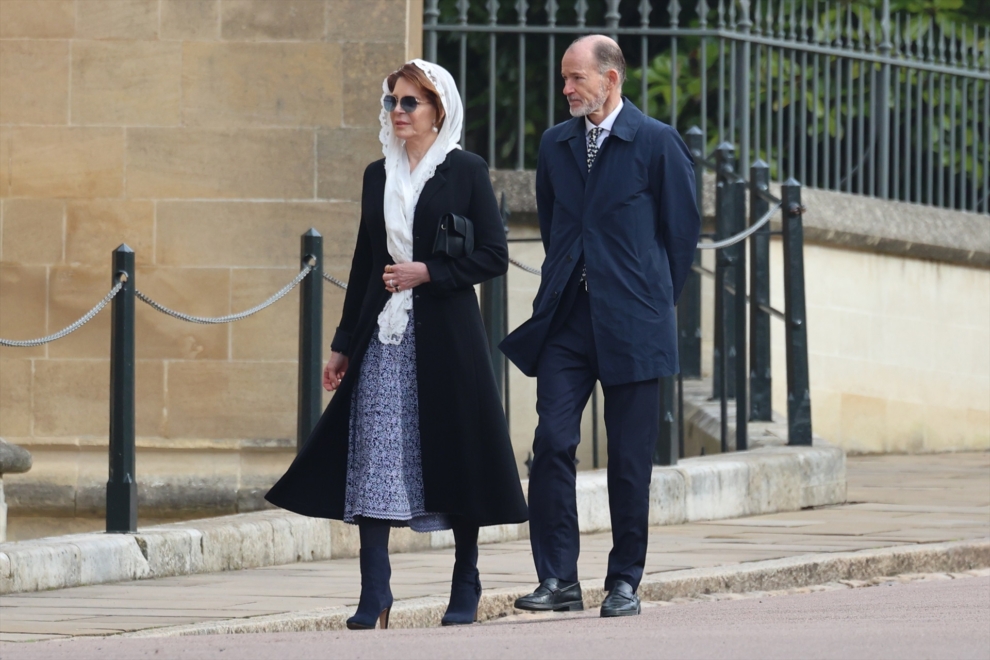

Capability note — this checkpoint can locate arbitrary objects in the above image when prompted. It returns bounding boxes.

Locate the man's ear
[607,69,621,91]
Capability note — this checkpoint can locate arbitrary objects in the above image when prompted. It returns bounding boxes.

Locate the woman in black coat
[265,60,527,629]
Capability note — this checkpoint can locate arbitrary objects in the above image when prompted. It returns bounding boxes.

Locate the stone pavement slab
[0,452,987,641]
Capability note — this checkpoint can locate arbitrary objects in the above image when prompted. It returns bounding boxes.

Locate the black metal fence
[425,0,989,213]
[486,127,812,471]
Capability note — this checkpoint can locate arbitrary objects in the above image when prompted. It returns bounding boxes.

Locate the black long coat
[266,149,529,527]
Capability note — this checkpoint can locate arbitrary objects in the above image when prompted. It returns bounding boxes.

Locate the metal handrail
[697,201,780,250]
[692,264,787,322]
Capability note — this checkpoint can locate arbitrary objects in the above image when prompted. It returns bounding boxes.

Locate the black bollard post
[749,160,773,422]
[297,229,323,453]
[731,177,748,451]
[713,144,736,454]
[654,375,678,466]
[107,245,137,533]
[782,180,813,445]
[713,143,737,403]
[679,127,704,379]
[482,194,510,408]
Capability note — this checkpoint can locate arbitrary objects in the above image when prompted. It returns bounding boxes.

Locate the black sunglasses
[383,95,424,113]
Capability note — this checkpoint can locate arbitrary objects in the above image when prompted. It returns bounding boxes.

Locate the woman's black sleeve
[423,159,508,291]
[330,203,374,357]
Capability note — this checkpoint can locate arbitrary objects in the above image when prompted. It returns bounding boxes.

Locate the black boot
[442,522,482,626]
[346,547,393,629]
[347,521,393,630]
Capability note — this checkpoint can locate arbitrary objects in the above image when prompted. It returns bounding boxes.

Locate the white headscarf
[376,59,464,345]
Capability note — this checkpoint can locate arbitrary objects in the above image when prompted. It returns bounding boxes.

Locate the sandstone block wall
[690,235,990,455]
[766,244,990,454]
[0,0,424,516]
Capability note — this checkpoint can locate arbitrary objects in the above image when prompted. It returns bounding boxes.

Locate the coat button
[566,255,573,262]
[414,294,420,300]
[416,321,422,327]
[551,291,559,298]
[415,235,420,240]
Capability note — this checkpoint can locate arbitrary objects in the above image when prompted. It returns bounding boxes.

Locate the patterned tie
[586,126,604,171]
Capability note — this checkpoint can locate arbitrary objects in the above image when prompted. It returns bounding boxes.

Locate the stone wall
[0,0,424,516]
[695,238,988,454]
[765,243,989,453]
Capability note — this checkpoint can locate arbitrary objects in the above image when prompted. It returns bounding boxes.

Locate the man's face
[561,46,609,118]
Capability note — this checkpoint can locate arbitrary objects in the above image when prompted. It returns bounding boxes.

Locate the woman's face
[389,77,439,142]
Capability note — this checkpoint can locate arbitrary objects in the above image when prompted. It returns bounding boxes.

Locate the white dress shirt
[585,98,624,149]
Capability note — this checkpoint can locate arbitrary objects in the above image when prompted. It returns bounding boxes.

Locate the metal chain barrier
[136,265,313,324]
[697,202,781,250]
[509,256,542,276]
[322,271,348,289]
[0,281,124,347]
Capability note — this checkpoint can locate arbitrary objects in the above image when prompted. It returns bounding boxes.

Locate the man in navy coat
[500,35,701,618]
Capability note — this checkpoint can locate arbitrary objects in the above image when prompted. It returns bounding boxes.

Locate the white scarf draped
[377,59,464,345]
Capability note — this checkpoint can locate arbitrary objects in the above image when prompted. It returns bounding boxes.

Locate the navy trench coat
[499,100,701,386]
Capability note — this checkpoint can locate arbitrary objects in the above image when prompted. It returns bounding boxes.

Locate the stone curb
[0,446,845,595]
[122,538,990,638]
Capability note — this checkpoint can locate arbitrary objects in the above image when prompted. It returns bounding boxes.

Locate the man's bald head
[567,35,626,85]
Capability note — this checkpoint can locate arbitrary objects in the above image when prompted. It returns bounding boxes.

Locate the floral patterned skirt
[343,310,451,533]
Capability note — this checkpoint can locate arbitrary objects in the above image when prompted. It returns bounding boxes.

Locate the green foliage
[890,0,990,26]
[431,0,985,206]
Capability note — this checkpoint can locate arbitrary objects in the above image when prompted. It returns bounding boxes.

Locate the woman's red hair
[386,64,446,129]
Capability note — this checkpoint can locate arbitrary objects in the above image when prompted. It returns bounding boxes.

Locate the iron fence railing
[484,127,812,469]
[424,0,989,213]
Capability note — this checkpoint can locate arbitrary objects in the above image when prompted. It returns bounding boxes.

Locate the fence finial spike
[114,244,134,253]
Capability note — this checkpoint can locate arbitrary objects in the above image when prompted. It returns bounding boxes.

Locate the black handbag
[432,213,475,259]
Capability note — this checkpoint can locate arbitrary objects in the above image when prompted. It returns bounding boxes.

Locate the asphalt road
[3,576,988,660]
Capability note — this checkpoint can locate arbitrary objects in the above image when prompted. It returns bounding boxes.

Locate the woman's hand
[323,352,349,392]
[383,262,431,293]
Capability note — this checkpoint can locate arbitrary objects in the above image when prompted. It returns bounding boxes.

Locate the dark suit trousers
[529,286,659,592]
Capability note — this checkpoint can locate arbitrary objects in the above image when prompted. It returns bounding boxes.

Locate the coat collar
[608,98,643,142]
[556,97,643,180]
[554,97,643,143]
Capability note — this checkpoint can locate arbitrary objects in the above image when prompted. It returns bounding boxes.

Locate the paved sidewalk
[1,453,987,642]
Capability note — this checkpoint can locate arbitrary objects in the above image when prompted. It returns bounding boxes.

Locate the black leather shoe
[514,578,584,612]
[600,581,641,618]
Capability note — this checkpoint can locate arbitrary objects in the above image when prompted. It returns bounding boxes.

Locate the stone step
[0,445,845,595]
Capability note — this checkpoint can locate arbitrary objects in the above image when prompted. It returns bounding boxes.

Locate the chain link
[0,281,124,348]
[321,271,348,289]
[509,257,542,276]
[136,265,312,324]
